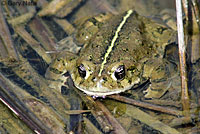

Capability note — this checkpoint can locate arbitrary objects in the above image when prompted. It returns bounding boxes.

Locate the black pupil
[78,64,86,78]
[114,65,125,80]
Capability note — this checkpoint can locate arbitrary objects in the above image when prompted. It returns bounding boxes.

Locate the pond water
[0,0,200,134]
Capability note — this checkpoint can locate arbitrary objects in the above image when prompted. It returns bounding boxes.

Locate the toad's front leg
[45,51,77,91]
[142,59,178,99]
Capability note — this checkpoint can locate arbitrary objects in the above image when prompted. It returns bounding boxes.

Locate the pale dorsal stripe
[98,9,133,76]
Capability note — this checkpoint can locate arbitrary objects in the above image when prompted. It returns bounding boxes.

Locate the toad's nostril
[92,77,97,82]
[102,77,107,81]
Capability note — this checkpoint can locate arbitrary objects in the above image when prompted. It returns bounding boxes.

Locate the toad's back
[79,10,175,71]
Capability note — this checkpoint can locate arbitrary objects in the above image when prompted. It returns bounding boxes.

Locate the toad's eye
[114,65,125,80]
[78,64,86,78]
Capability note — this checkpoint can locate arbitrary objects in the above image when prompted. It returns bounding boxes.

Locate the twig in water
[176,0,190,116]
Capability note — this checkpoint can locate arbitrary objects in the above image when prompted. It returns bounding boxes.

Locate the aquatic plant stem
[191,0,200,31]
[0,73,52,134]
[182,0,189,21]
[176,0,190,116]
[0,3,18,60]
[109,95,182,116]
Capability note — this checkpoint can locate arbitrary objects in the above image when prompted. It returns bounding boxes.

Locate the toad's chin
[73,77,140,97]
[74,83,135,97]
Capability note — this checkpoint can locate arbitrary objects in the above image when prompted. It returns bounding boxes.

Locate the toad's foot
[143,59,178,99]
[144,80,172,99]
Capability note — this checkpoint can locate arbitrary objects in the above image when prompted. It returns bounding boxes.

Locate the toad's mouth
[74,84,134,97]
[73,78,140,97]
[74,78,140,97]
